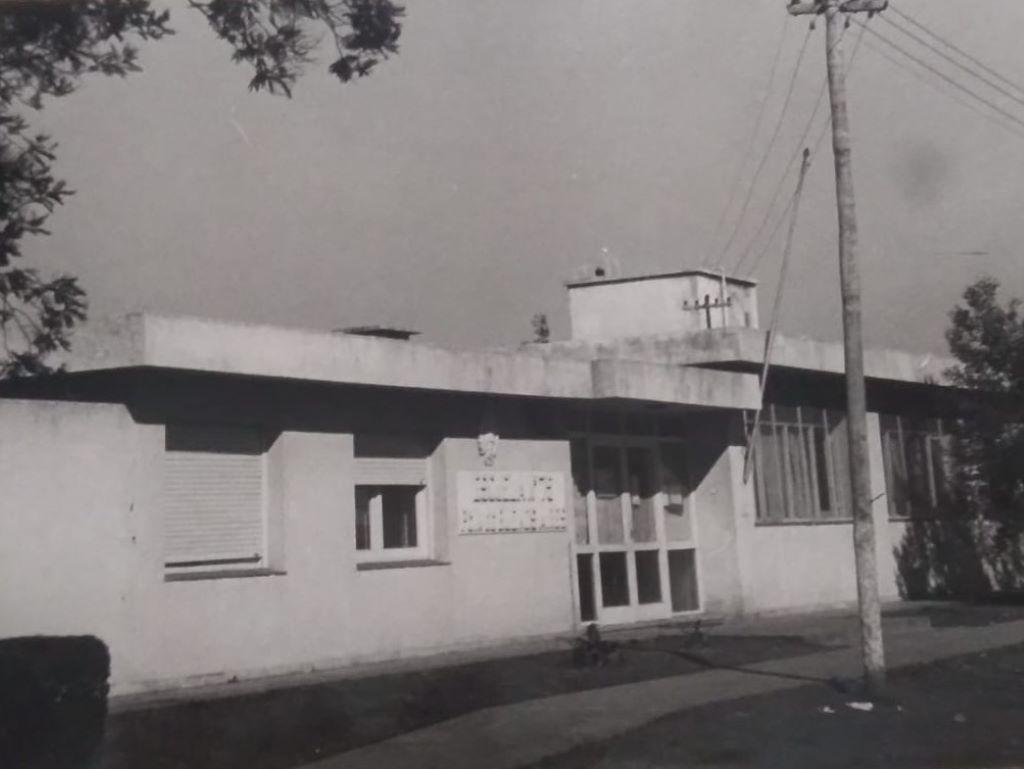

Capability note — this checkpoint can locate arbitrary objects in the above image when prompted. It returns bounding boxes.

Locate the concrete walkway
[302,619,1024,769]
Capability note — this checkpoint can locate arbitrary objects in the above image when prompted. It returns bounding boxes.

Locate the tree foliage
[0,1,172,377]
[945,277,1024,518]
[188,0,404,96]
[0,0,404,377]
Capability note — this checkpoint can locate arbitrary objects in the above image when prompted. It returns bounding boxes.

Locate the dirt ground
[529,642,1024,769]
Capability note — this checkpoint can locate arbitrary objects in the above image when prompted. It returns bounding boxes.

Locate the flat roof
[565,268,759,289]
[535,328,957,387]
[40,313,760,410]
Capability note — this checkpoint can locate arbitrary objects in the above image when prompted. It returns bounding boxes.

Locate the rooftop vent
[335,325,420,341]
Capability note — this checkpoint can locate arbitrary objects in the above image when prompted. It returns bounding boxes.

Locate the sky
[25,0,1024,353]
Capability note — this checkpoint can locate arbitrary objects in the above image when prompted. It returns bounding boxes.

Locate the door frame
[570,428,703,627]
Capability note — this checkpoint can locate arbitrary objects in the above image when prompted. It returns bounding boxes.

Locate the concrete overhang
[674,328,956,385]
[591,359,761,410]
[51,314,761,409]
[535,328,956,388]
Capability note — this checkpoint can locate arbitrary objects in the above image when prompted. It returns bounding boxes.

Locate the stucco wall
[685,414,746,617]
[735,412,901,614]
[0,399,576,695]
[0,399,158,686]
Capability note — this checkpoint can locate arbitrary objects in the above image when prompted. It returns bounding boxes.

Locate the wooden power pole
[787,0,888,693]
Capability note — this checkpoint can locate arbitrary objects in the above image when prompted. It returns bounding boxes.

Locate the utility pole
[787,0,888,694]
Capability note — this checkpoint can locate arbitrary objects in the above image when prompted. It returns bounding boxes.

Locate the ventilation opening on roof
[334,326,420,341]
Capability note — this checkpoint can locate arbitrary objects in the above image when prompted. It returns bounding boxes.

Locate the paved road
[301,619,1024,769]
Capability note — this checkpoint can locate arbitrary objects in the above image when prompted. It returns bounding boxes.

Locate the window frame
[880,415,953,520]
[162,424,276,580]
[747,405,852,525]
[354,483,430,564]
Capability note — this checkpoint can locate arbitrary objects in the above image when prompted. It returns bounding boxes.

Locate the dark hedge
[0,635,110,769]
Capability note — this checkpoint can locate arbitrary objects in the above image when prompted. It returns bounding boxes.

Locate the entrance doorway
[571,433,701,626]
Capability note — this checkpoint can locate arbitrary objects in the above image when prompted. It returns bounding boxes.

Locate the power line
[888,3,1024,100]
[857,21,1024,134]
[734,19,868,276]
[878,11,1024,114]
[742,147,813,484]
[861,35,1024,142]
[714,21,815,265]
[704,14,790,265]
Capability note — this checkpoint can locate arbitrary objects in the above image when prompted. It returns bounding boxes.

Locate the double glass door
[572,437,700,626]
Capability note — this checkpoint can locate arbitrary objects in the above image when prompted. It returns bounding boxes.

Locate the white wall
[0,400,576,695]
[735,412,901,614]
[567,274,759,341]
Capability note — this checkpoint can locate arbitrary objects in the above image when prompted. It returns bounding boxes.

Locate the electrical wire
[861,35,1024,142]
[714,21,815,266]
[856,21,1024,134]
[889,3,1024,100]
[879,12,1024,114]
[704,14,790,265]
[733,19,868,276]
[742,148,813,483]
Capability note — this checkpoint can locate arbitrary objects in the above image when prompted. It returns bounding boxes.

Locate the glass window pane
[758,425,786,521]
[627,447,657,543]
[884,426,910,518]
[774,406,799,424]
[801,406,824,426]
[599,552,629,607]
[668,549,699,612]
[906,433,931,517]
[576,554,596,622]
[570,439,590,545]
[593,446,625,544]
[661,443,692,541]
[784,425,812,520]
[355,486,373,551]
[635,550,662,604]
[381,487,418,549]
[812,427,832,515]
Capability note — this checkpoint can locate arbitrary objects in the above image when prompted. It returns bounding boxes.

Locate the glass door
[571,436,701,626]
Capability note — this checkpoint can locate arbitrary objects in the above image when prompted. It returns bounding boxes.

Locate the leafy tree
[0,0,404,377]
[945,277,1024,518]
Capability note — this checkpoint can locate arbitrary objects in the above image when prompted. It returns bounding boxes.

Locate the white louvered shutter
[353,457,427,486]
[164,428,266,567]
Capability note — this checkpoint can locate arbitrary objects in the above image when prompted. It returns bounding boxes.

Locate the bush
[0,635,110,769]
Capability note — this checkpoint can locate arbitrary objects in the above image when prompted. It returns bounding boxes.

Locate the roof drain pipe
[743,148,812,483]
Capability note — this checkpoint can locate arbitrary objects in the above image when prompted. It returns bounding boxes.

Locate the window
[746,406,852,523]
[163,425,275,577]
[880,415,953,519]
[353,438,430,563]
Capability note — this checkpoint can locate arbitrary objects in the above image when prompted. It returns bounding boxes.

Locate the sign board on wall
[457,471,567,534]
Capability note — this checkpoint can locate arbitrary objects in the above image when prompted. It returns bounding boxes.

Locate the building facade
[0,270,980,696]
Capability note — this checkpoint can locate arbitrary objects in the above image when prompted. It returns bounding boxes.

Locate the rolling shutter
[353,457,427,486]
[164,426,266,567]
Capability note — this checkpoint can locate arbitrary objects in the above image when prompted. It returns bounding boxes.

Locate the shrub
[0,635,110,769]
